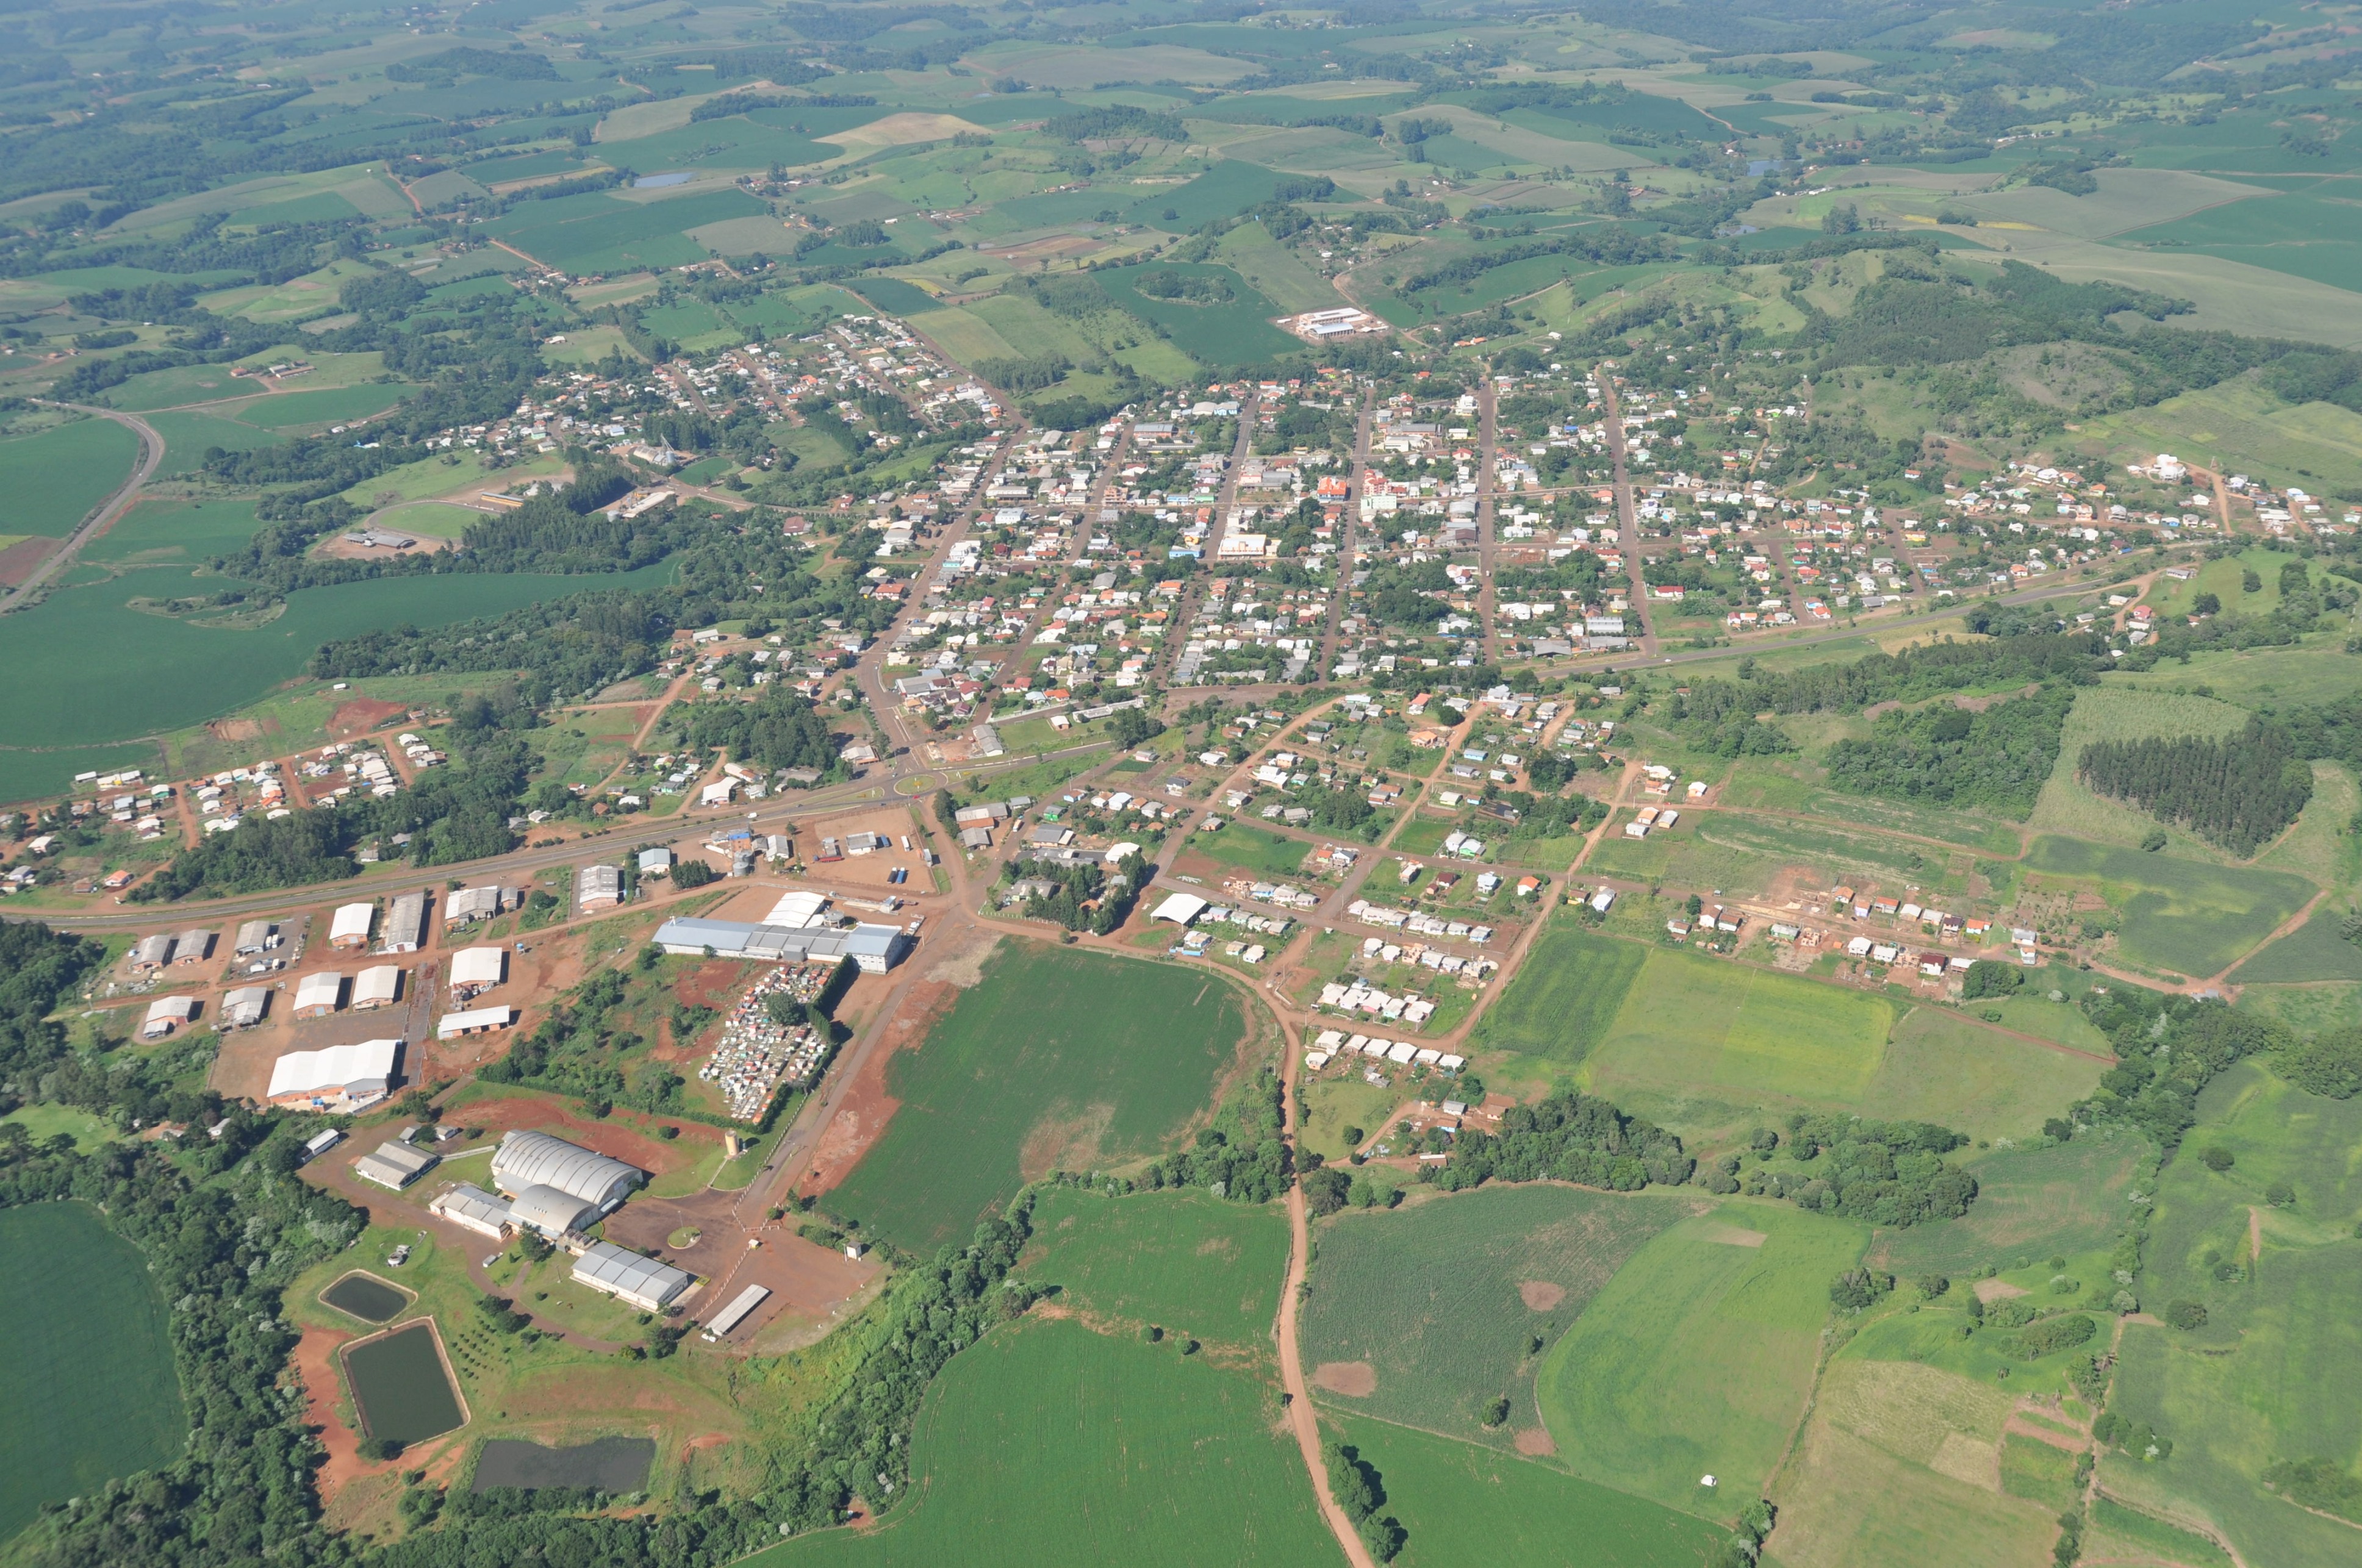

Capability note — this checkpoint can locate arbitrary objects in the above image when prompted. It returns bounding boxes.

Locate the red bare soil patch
[292,1323,367,1502]
[1313,1361,1377,1397]
[1515,1427,1557,1456]
[1519,1281,1566,1311]
[328,698,408,739]
[796,970,968,1198]
[0,535,59,586]
[673,959,752,1011]
[453,1092,711,1180]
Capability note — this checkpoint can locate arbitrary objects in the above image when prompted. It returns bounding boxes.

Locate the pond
[343,1321,465,1446]
[320,1270,410,1323]
[473,1435,656,1492]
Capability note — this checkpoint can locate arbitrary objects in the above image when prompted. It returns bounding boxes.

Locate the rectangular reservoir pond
[343,1321,465,1445]
[320,1270,411,1323]
[473,1435,656,1492]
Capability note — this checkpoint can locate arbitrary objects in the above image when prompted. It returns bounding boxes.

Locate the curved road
[0,401,165,614]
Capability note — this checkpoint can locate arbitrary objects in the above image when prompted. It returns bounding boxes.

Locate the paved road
[0,402,165,614]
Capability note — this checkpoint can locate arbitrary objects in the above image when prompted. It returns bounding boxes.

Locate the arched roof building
[490,1129,643,1212]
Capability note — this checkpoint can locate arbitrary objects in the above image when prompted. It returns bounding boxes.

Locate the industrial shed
[650,917,911,973]
[142,995,199,1039]
[351,965,403,1011]
[220,986,268,1028]
[490,1129,643,1214]
[429,1183,513,1240]
[354,1140,438,1191]
[329,903,375,949]
[443,886,511,926]
[266,1039,401,1108]
[506,1183,597,1236]
[234,919,279,955]
[571,1241,692,1312]
[292,972,345,1019]
[437,1004,517,1039]
[382,891,428,953]
[129,934,175,971]
[447,947,505,997]
[171,929,214,965]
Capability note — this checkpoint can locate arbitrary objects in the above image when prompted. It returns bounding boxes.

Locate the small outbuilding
[354,1140,439,1191]
[429,1183,512,1240]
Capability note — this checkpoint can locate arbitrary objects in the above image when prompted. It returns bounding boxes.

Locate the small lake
[344,1321,465,1446]
[473,1434,656,1492]
[321,1270,410,1323]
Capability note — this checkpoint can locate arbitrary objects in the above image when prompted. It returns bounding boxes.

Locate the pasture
[2020,836,2313,979]
[344,1320,467,1446]
[824,945,1253,1251]
[1326,1416,1731,1568]
[1019,1186,1289,1351]
[2227,904,2362,984]
[1867,1131,2150,1278]
[81,499,264,567]
[1536,1203,1867,1513]
[1768,1357,2055,1568]
[0,1202,185,1542]
[1861,1008,2106,1145]
[1574,948,1895,1138]
[1470,919,1645,1065]
[752,1317,1334,1568]
[1301,1184,1698,1447]
[2097,1060,2362,1568]
[0,417,140,541]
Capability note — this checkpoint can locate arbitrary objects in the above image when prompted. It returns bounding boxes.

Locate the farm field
[1537,1203,1868,1514]
[1301,1184,1700,1448]
[1862,1007,2107,1145]
[0,417,140,542]
[1470,918,1645,1067]
[2227,904,2362,984]
[1325,1416,1733,1568]
[2019,836,2314,979]
[1574,947,1896,1138]
[823,944,1255,1251]
[1867,1131,2152,1279]
[2099,1061,2362,1568]
[1019,1186,1288,1351]
[752,1316,1335,1568]
[0,1202,185,1542]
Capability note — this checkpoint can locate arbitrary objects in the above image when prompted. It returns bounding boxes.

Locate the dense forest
[1826,684,2075,819]
[2078,715,2314,856]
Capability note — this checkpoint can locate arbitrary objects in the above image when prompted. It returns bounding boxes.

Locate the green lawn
[823,945,1252,1251]
[0,418,140,539]
[1190,821,1315,878]
[1301,1184,1697,1448]
[751,1317,1335,1568]
[1020,1185,1289,1351]
[0,1202,185,1541]
[1328,1416,1733,1568]
[1537,1202,1867,1514]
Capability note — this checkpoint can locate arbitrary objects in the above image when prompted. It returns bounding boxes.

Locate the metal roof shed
[491,1129,643,1210]
[507,1183,597,1236]
[220,986,268,1028]
[351,965,403,1010]
[293,972,345,1018]
[429,1183,512,1239]
[448,947,505,994]
[572,1241,692,1312]
[329,903,375,948]
[354,1140,438,1190]
[382,891,428,953]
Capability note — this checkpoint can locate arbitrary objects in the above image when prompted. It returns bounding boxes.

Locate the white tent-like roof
[507,1183,597,1236]
[490,1129,643,1210]
[267,1039,400,1103]
[447,947,505,990]
[1150,892,1208,925]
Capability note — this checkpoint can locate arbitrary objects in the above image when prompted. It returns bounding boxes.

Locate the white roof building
[578,864,624,911]
[1150,892,1208,925]
[141,995,200,1039]
[429,1182,512,1239]
[447,947,505,995]
[329,902,375,948]
[220,986,268,1028]
[508,1183,598,1235]
[354,1140,438,1190]
[351,965,403,1010]
[490,1129,642,1212]
[572,1240,692,1311]
[444,886,512,926]
[292,972,345,1017]
[267,1039,401,1107]
[437,1005,518,1038]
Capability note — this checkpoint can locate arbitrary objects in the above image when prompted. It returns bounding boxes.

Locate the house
[266,1039,401,1108]
[329,903,375,950]
[351,965,403,1011]
[578,864,624,912]
[220,986,268,1028]
[448,946,504,997]
[354,1140,438,1191]
[141,995,200,1040]
[443,886,512,926]
[381,891,428,953]
[292,972,345,1019]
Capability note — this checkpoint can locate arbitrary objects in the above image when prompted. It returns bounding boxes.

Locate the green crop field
[1094,262,1296,368]
[1537,1203,1867,1514]
[2227,904,2362,984]
[1575,949,1896,1137]
[486,187,770,273]
[752,1317,1334,1568]
[1326,1416,1732,1568]
[1020,1186,1288,1350]
[80,499,264,566]
[2100,1061,2362,1568]
[142,410,284,474]
[1301,1184,1698,1447]
[1861,1008,2107,1145]
[2020,836,2314,978]
[0,560,675,765]
[0,418,138,540]
[824,945,1254,1251]
[0,1202,185,1542]
[1470,920,1645,1064]
[235,383,414,432]
[1867,1131,2151,1278]
[1188,821,1314,878]
[2083,1498,2236,1568]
